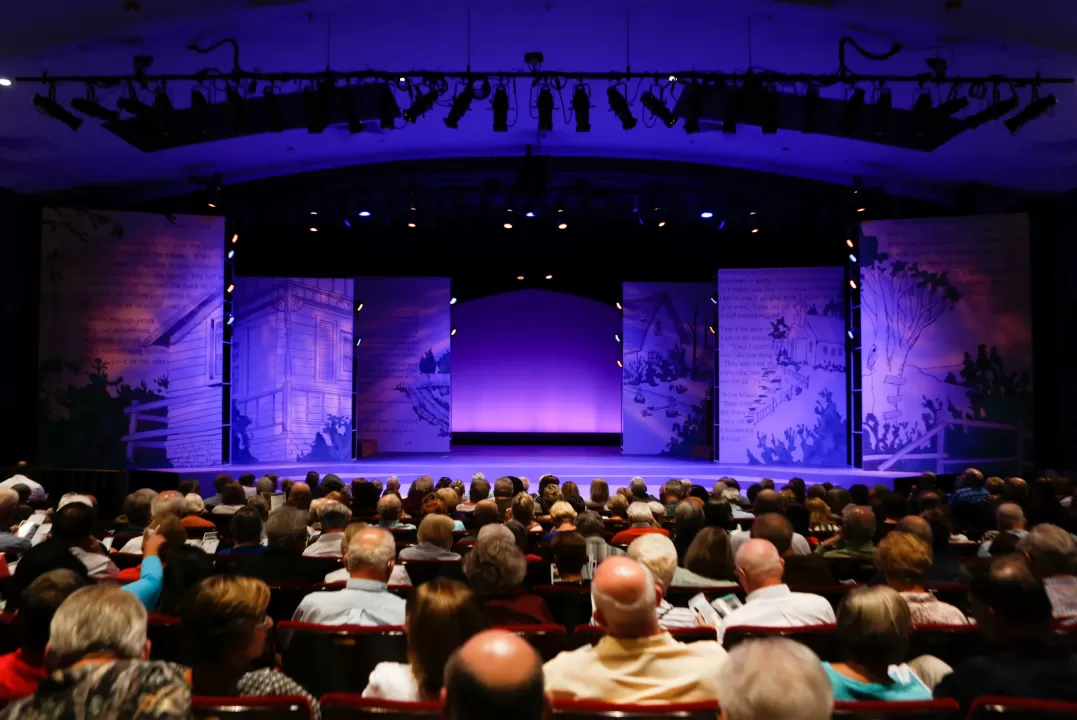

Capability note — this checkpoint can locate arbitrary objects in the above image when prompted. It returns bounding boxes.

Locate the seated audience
[363,579,487,701]
[116,515,187,583]
[751,513,835,586]
[539,485,563,516]
[577,510,623,564]
[445,630,545,720]
[436,487,465,522]
[293,527,406,625]
[156,542,216,615]
[458,474,488,514]
[815,505,877,558]
[731,491,812,556]
[587,478,610,511]
[934,554,1077,707]
[503,520,542,562]
[287,481,313,511]
[875,532,968,624]
[219,507,265,555]
[0,474,45,503]
[507,493,543,533]
[376,494,415,531]
[463,528,554,625]
[0,569,87,699]
[672,501,705,562]
[718,539,835,643]
[541,501,577,542]
[806,497,840,535]
[399,514,461,561]
[914,511,971,584]
[627,534,698,628]
[979,503,1029,557]
[0,489,30,553]
[204,474,232,508]
[544,556,726,702]
[234,507,325,585]
[823,586,934,700]
[119,490,185,554]
[256,476,276,496]
[610,502,669,545]
[950,468,989,506]
[179,494,214,529]
[401,476,434,518]
[303,501,353,557]
[560,481,586,514]
[677,526,739,588]
[324,524,411,586]
[51,501,118,581]
[1019,523,1077,622]
[551,532,589,584]
[492,477,515,517]
[716,637,833,720]
[420,494,466,532]
[0,585,190,719]
[607,493,629,520]
[176,576,319,717]
[238,473,257,498]
[120,491,153,534]
[628,476,655,503]
[210,483,248,516]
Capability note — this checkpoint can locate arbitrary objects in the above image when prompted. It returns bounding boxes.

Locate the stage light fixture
[545,274,553,280]
[965,93,1019,129]
[407,222,417,228]
[1005,92,1056,135]
[344,219,351,228]
[722,88,738,134]
[846,239,854,248]
[526,212,535,218]
[503,223,513,229]
[356,338,362,346]
[226,85,247,134]
[913,92,933,138]
[700,211,713,219]
[640,90,676,128]
[607,86,637,130]
[558,223,568,230]
[451,328,457,336]
[681,84,701,134]
[616,302,622,310]
[227,315,235,326]
[658,221,666,228]
[749,211,757,216]
[311,211,318,215]
[840,87,866,137]
[570,85,591,132]
[231,233,239,243]
[379,86,397,130]
[537,86,554,132]
[849,280,857,289]
[227,250,235,259]
[803,85,820,133]
[710,293,718,304]
[404,86,441,124]
[444,83,475,128]
[751,228,759,233]
[305,82,333,134]
[258,86,282,133]
[33,87,83,131]
[0,79,10,87]
[857,207,866,213]
[117,91,153,119]
[356,303,364,312]
[872,89,892,137]
[615,334,621,342]
[937,95,969,117]
[849,254,857,263]
[359,211,371,217]
[152,87,173,135]
[617,360,623,368]
[760,89,778,134]
[71,87,120,122]
[450,297,457,305]
[517,275,525,280]
[309,227,318,232]
[492,86,510,132]
[708,325,716,335]
[226,284,235,294]
[207,202,217,208]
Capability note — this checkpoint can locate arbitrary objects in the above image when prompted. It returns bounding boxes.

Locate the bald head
[996,503,1025,532]
[736,538,784,593]
[152,490,184,519]
[894,514,933,547]
[591,556,660,636]
[750,513,794,556]
[472,499,500,527]
[841,505,877,543]
[753,489,783,515]
[444,630,545,720]
[288,482,312,510]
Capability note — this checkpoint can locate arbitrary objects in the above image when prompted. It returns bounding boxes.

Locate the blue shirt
[951,487,990,505]
[823,663,932,702]
[292,578,406,626]
[122,555,163,609]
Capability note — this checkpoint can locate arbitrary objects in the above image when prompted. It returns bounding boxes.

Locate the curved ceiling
[1,0,1076,197]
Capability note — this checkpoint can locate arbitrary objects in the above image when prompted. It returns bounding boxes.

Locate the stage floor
[169,446,904,496]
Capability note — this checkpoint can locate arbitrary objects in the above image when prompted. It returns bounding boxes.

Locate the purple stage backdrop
[452,290,621,433]
[355,277,451,451]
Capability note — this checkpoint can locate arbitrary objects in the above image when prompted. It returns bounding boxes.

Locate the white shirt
[362,662,421,702]
[731,529,811,556]
[303,532,346,557]
[325,565,412,587]
[0,476,45,502]
[69,546,119,581]
[717,584,835,644]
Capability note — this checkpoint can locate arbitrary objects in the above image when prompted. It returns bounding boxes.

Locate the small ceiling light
[0,78,11,87]
[227,250,235,259]
[658,221,666,227]
[359,211,371,217]
[227,315,235,326]
[710,293,718,305]
[344,219,351,228]
[545,274,553,280]
[451,328,457,336]
[310,211,318,215]
[356,338,362,346]
[517,275,525,280]
[407,222,417,228]
[615,334,621,342]
[615,302,622,310]
[525,211,535,218]
[617,360,623,368]
[558,223,568,230]
[700,211,713,219]
[849,280,858,289]
[708,325,716,335]
[749,211,757,216]
[847,330,855,339]
[450,297,457,305]
[503,223,513,229]
[846,239,854,248]
[751,228,759,233]
[207,203,217,208]
[231,233,239,244]
[309,227,318,232]
[849,254,858,263]
[226,284,235,293]
[356,303,364,312]
[857,207,866,213]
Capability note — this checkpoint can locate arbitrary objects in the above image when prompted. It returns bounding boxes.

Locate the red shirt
[0,650,46,699]
[181,515,216,529]
[610,526,670,546]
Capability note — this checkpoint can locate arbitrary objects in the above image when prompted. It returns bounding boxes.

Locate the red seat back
[534,585,593,630]
[551,699,720,720]
[967,696,1077,718]
[832,699,961,719]
[320,695,440,720]
[0,612,16,655]
[192,695,312,719]
[398,560,465,586]
[277,621,408,697]
[146,613,185,663]
[907,624,984,668]
[503,623,568,661]
[721,624,838,661]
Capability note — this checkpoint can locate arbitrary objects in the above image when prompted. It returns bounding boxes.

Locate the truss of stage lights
[13,63,1070,153]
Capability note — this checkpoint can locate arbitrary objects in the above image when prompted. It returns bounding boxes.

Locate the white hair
[386,476,400,486]
[627,533,678,590]
[478,523,514,541]
[346,528,397,571]
[183,493,206,515]
[57,493,95,510]
[627,501,654,525]
[472,472,486,483]
[519,476,530,491]
[0,488,16,512]
[49,585,147,664]
[151,492,184,519]
[592,562,657,630]
[717,638,833,720]
[647,501,666,519]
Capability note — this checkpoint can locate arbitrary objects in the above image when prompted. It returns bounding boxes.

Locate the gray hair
[417,514,455,549]
[463,534,526,597]
[49,584,147,665]
[471,472,485,483]
[627,502,654,525]
[627,533,678,590]
[717,638,833,720]
[151,492,184,519]
[841,504,877,542]
[183,493,206,515]
[647,501,666,519]
[478,523,514,542]
[996,503,1025,531]
[320,501,353,530]
[629,477,648,497]
[265,506,309,547]
[346,527,396,571]
[256,476,276,494]
[592,561,657,629]
[1019,524,1077,577]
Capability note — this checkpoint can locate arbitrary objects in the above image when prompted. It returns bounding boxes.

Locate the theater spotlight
[965,91,1019,129]
[537,86,554,132]
[226,315,235,326]
[227,250,235,259]
[760,89,778,134]
[153,87,173,135]
[558,223,568,230]
[356,303,364,312]
[407,222,417,228]
[1005,92,1056,135]
[937,95,969,117]
[444,82,475,128]
[71,87,120,122]
[658,221,666,228]
[849,280,858,289]
[117,88,153,119]
[700,211,713,219]
[356,338,362,347]
[708,325,716,335]
[0,79,11,87]
[846,239,854,248]
[615,334,621,342]
[615,302,622,310]
[404,86,441,124]
[872,89,892,137]
[231,233,239,244]
[572,84,591,132]
[640,91,676,128]
[617,360,623,368]
[517,275,525,280]
[261,86,281,133]
[33,87,83,131]
[226,284,235,294]
[841,87,865,137]
[710,293,718,305]
[545,274,553,280]
[803,85,820,133]
[849,254,857,263]
[503,223,513,229]
[607,87,637,129]
[492,86,509,132]
[451,328,457,336]
[449,297,457,305]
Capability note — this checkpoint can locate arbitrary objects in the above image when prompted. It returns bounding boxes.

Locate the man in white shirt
[0,474,46,502]
[293,526,405,626]
[303,501,353,557]
[544,556,726,703]
[718,538,835,644]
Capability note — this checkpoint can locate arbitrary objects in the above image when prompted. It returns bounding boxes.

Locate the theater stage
[163,446,904,497]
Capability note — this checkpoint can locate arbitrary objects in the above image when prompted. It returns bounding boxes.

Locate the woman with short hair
[678,526,738,587]
[541,501,578,542]
[587,478,610,511]
[874,532,968,625]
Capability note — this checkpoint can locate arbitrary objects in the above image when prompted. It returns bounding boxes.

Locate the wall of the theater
[37,209,224,468]
[717,267,848,466]
[858,214,1033,476]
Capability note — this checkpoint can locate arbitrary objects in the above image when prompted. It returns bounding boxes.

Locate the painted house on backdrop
[232,278,354,462]
[623,292,693,365]
[125,291,224,467]
[788,310,845,367]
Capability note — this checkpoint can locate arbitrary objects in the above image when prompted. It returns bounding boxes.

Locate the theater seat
[967,696,1077,718]
[0,612,17,655]
[192,695,312,719]
[146,614,185,663]
[398,560,465,586]
[721,624,838,661]
[276,621,407,697]
[320,695,440,720]
[551,699,720,720]
[503,624,568,661]
[266,582,312,623]
[833,700,961,719]
[534,585,593,630]
[907,624,984,668]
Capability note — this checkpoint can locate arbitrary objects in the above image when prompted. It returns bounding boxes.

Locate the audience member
[304,472,321,499]
[627,534,699,628]
[507,493,543,533]
[875,532,968,625]
[628,477,655,503]
[542,501,578,541]
[156,543,215,615]
[1,585,190,719]
[544,556,726,702]
[503,520,541,562]
[607,493,629,520]
[551,532,589,584]
[716,637,833,720]
[0,489,30,553]
[463,531,553,625]
[611,503,669,545]
[979,503,1028,558]
[672,501,705,562]
[457,474,488,514]
[287,481,313,511]
[577,510,623,564]
[934,554,1077,708]
[293,527,406,626]
[588,479,610,511]
[303,501,353,557]
[718,539,835,643]
[950,468,989,506]
[51,502,118,581]
[1018,524,1077,622]
[826,487,852,518]
[916,511,971,584]
[470,500,502,533]
[539,485,563,515]
[444,630,545,720]
[364,579,487,702]
[219,507,264,555]
[119,490,185,554]
[824,586,936,700]
[179,494,214,529]
[0,474,45,503]
[121,492,153,534]
[560,481,585,514]
[376,494,414,530]
[677,527,738,588]
[234,507,324,585]
[204,475,232,508]
[816,505,877,558]
[210,483,248,516]
[750,513,835,586]
[256,476,276,496]
[492,478,515,517]
[399,515,460,561]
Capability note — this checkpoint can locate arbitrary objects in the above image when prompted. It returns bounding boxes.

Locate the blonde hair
[874,531,932,585]
[549,501,577,528]
[805,497,831,527]
[836,585,911,666]
[407,579,487,698]
[436,487,460,513]
[178,575,271,665]
[417,514,455,549]
[339,522,369,554]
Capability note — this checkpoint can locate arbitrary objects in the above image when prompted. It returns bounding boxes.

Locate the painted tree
[418,349,437,377]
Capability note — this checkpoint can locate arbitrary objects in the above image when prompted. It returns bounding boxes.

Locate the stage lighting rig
[444,81,476,128]
[492,85,510,132]
[872,88,891,137]
[607,86,637,129]
[153,87,173,135]
[117,85,153,118]
[537,86,554,132]
[572,84,591,132]
[190,88,212,135]
[34,85,83,131]
[1005,90,1056,135]
[70,86,119,122]
[640,90,676,128]
[841,87,865,137]
[404,84,442,124]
